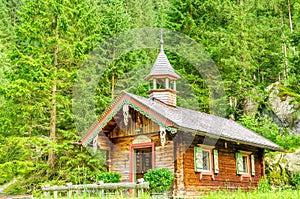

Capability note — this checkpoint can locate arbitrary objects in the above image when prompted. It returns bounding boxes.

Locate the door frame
[129,142,155,182]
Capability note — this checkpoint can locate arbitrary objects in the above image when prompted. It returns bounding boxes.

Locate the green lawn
[37,189,300,199]
[203,189,300,199]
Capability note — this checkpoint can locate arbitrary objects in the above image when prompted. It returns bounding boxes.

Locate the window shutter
[213,149,219,174]
[236,152,243,174]
[251,154,255,176]
[194,147,203,172]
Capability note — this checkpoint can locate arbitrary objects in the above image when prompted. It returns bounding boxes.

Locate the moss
[278,85,300,102]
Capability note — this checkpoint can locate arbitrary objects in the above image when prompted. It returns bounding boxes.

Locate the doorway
[135,147,152,180]
[130,142,154,182]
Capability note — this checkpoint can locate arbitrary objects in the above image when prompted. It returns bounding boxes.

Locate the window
[194,146,218,174]
[236,151,255,176]
[241,154,249,173]
[202,149,210,171]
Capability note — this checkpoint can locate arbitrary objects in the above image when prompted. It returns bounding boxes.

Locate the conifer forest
[0,0,299,195]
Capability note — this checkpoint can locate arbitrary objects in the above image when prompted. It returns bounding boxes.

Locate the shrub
[258,176,271,192]
[292,172,300,188]
[144,168,174,193]
[97,171,121,183]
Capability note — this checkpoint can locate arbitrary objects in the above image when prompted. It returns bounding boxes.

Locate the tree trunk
[280,11,288,83]
[288,0,296,55]
[48,14,59,168]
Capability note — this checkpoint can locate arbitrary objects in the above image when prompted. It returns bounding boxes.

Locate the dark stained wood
[181,135,264,197]
[96,107,266,197]
[107,108,160,139]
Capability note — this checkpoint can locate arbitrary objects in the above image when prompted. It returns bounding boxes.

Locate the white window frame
[236,150,252,181]
[195,145,216,180]
[240,154,249,174]
[201,149,211,172]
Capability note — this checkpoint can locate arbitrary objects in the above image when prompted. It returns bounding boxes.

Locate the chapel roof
[125,92,281,151]
[79,91,282,151]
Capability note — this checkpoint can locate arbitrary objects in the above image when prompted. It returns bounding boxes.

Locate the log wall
[108,133,175,182]
[182,135,264,197]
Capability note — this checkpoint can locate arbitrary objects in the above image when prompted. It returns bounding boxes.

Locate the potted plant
[144,168,174,197]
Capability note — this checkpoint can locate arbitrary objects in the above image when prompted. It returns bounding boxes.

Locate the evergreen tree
[1,0,105,192]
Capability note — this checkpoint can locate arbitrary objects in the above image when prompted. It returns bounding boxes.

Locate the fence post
[66,182,72,198]
[53,191,58,199]
[44,184,50,199]
[97,181,104,197]
[137,178,144,197]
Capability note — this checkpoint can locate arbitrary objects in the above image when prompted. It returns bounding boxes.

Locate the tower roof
[144,31,181,81]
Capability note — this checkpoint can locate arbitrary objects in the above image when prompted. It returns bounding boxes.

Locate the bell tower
[144,31,181,107]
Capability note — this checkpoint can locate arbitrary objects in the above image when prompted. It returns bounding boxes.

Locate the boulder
[265,82,300,135]
[265,149,300,188]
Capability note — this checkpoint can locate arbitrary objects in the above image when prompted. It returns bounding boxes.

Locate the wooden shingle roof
[125,92,281,151]
[144,48,181,81]
[79,91,281,151]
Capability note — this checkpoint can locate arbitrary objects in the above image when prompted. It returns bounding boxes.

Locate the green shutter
[194,147,203,172]
[236,152,243,174]
[251,154,255,176]
[213,149,219,174]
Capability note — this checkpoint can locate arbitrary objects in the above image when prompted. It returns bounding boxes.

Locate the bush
[144,168,174,193]
[97,171,121,183]
[292,172,300,188]
[238,115,300,150]
[258,176,271,192]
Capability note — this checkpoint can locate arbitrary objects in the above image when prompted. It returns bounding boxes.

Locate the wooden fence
[42,181,149,198]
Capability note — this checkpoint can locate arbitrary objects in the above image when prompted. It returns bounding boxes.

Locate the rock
[0,178,17,194]
[265,149,300,188]
[285,149,300,173]
[265,82,300,135]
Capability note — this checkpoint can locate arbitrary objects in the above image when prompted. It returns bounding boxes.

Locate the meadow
[36,189,300,199]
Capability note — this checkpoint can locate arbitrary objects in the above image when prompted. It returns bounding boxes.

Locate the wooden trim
[147,89,177,94]
[197,144,215,150]
[129,142,155,182]
[81,92,177,146]
[200,149,215,180]
[236,152,252,181]
[238,150,252,155]
[262,150,265,176]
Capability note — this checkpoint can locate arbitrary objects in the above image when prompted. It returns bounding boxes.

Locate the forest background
[0,0,299,195]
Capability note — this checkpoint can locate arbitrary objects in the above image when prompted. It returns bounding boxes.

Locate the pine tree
[1,0,105,191]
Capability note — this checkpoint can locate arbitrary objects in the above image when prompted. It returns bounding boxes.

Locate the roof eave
[144,74,181,81]
[174,126,283,151]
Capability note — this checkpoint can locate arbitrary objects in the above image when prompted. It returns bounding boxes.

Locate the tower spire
[160,29,164,52]
[144,30,181,107]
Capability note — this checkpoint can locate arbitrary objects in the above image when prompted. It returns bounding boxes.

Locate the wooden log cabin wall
[96,106,266,196]
[181,134,264,196]
[99,107,175,182]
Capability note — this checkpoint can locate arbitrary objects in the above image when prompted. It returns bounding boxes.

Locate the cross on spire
[160,29,164,52]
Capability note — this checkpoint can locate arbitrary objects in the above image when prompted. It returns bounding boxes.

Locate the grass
[34,189,300,199]
[203,189,300,199]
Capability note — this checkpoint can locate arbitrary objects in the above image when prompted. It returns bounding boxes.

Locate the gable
[80,92,177,146]
[108,108,161,138]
